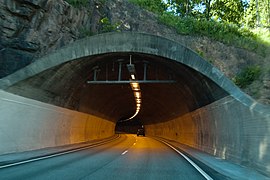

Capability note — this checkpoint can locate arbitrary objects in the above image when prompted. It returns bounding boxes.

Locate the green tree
[129,0,166,14]
[244,0,270,27]
[260,0,270,27]
[211,0,247,25]
[167,0,202,17]
[202,0,213,20]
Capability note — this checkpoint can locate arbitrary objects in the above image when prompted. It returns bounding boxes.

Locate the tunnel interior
[6,52,228,128]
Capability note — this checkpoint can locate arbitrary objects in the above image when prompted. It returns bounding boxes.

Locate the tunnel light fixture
[131,82,139,88]
[131,74,136,80]
[131,82,140,91]
[134,92,141,98]
[120,55,142,122]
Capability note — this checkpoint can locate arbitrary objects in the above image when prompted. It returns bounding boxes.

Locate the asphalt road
[0,134,208,180]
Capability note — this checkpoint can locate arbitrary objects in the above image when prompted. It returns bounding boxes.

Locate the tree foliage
[130,0,269,55]
[244,0,270,28]
[166,0,201,17]
[129,0,167,14]
[211,0,247,25]
[130,0,270,28]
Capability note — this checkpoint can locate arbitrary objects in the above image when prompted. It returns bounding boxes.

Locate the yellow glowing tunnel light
[131,82,140,91]
[134,92,141,98]
[122,55,143,121]
[131,82,139,88]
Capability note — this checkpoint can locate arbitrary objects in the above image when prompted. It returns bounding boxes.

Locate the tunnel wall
[145,95,270,176]
[0,90,115,155]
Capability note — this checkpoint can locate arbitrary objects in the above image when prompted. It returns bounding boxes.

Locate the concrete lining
[146,95,270,176]
[0,90,115,155]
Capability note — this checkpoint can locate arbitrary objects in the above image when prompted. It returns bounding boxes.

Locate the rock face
[0,0,92,77]
[0,0,269,104]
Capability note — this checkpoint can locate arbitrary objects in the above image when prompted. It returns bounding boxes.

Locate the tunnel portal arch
[0,32,267,113]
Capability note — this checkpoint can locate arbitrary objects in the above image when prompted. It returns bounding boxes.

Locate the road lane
[0,134,208,180]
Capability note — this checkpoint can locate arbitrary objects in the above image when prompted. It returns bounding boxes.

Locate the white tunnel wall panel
[145,96,270,176]
[0,90,115,154]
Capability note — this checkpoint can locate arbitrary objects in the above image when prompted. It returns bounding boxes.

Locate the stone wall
[0,90,115,155]
[145,96,270,176]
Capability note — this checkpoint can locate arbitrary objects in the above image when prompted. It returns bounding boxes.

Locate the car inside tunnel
[5,52,228,128]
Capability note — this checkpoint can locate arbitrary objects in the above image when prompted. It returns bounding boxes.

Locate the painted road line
[121,150,128,155]
[0,135,120,169]
[160,140,213,180]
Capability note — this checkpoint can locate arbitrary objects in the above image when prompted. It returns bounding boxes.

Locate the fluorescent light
[135,92,141,98]
[124,63,143,121]
[131,82,139,88]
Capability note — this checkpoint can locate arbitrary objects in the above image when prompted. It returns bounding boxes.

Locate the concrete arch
[0,32,268,113]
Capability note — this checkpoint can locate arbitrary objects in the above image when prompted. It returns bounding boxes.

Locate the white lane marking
[161,140,213,180]
[121,150,128,155]
[0,136,120,169]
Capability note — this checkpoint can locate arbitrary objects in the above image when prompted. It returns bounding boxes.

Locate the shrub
[100,17,121,33]
[233,66,261,88]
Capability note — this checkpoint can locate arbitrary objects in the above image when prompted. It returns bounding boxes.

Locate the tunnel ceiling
[6,52,228,124]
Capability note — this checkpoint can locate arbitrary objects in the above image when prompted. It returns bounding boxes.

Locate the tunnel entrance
[0,32,239,125]
[5,52,228,125]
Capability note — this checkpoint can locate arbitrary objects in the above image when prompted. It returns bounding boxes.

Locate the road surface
[0,134,209,180]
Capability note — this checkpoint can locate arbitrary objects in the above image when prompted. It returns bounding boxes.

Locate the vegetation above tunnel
[129,0,270,55]
[65,0,270,55]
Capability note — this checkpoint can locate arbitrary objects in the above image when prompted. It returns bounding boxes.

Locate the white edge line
[161,140,213,180]
[0,136,120,169]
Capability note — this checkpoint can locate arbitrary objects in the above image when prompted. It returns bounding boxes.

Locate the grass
[158,12,268,56]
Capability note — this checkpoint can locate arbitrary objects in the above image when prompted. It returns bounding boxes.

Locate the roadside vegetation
[233,65,261,88]
[129,0,270,56]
